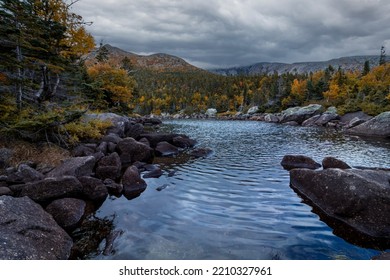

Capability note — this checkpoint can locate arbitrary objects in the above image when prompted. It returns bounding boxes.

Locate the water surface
[93,120,390,260]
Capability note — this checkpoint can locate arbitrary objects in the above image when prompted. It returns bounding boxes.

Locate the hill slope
[85,44,202,72]
[210,55,380,75]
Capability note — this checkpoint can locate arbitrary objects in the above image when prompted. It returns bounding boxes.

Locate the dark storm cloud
[72,0,390,68]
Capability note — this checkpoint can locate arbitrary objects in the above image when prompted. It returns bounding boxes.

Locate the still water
[93,120,390,260]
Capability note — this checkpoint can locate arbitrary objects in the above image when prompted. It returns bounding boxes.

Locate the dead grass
[0,138,70,168]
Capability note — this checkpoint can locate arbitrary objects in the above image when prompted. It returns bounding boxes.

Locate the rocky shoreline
[0,113,211,260]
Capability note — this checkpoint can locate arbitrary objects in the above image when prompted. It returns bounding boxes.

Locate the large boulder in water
[122,166,147,199]
[346,111,390,138]
[281,155,321,170]
[281,104,324,124]
[289,168,390,245]
[116,138,153,167]
[0,196,73,259]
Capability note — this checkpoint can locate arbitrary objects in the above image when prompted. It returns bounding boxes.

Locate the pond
[92,119,390,260]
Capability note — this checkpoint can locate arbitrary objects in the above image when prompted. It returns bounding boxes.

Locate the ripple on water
[94,120,389,260]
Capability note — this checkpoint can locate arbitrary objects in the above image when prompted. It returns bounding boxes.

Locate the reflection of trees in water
[69,215,122,259]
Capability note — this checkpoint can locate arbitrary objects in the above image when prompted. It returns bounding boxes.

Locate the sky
[71,0,390,69]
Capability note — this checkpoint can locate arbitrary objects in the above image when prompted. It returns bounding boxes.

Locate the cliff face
[85,44,202,72]
[210,55,380,75]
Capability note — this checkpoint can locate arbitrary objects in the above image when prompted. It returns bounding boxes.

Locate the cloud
[71,0,390,68]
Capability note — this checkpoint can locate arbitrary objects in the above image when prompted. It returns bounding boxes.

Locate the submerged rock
[155,141,180,157]
[280,155,321,170]
[122,166,147,199]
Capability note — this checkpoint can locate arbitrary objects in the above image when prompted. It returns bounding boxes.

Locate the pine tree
[379,46,386,65]
[362,60,370,76]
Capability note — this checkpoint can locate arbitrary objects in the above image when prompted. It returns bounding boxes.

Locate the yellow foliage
[62,119,112,145]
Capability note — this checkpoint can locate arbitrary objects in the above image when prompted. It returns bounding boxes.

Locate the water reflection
[92,120,390,260]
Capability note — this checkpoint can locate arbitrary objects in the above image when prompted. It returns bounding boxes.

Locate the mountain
[210,55,380,76]
[85,44,202,72]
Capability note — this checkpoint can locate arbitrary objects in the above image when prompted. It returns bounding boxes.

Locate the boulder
[155,141,180,157]
[103,179,123,196]
[101,133,122,144]
[95,152,121,180]
[281,155,321,170]
[6,164,44,184]
[322,157,351,169]
[78,176,108,205]
[325,106,338,114]
[20,176,83,203]
[122,166,147,199]
[315,113,339,126]
[0,196,73,259]
[116,138,153,167]
[339,111,371,125]
[283,121,299,126]
[143,165,163,178]
[189,147,213,158]
[347,111,390,138]
[281,104,324,124]
[289,168,390,242]
[96,142,108,154]
[264,113,280,123]
[172,136,197,148]
[0,148,13,169]
[205,108,217,118]
[346,117,367,129]
[302,115,321,127]
[247,106,259,115]
[124,122,144,139]
[139,117,162,126]
[83,113,129,137]
[0,186,13,196]
[46,156,95,178]
[107,142,117,153]
[45,198,86,231]
[71,144,95,157]
[138,133,181,148]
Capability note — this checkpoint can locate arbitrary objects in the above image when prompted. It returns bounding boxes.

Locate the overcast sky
[72,0,390,69]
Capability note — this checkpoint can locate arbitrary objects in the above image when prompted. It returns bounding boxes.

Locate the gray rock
[116,137,153,167]
[172,136,197,148]
[347,111,390,138]
[346,117,367,128]
[101,133,122,144]
[247,106,259,115]
[78,176,108,204]
[6,164,44,184]
[138,133,181,148]
[46,156,95,178]
[322,157,351,169]
[20,176,83,203]
[283,121,299,126]
[315,113,339,126]
[325,106,338,114]
[289,168,390,240]
[264,113,280,123]
[143,168,163,179]
[71,145,95,157]
[155,141,180,157]
[125,122,144,139]
[95,152,121,180]
[0,196,73,259]
[205,108,217,117]
[122,166,147,199]
[96,142,108,154]
[0,148,13,169]
[302,115,321,127]
[0,186,13,196]
[281,155,321,170]
[107,142,117,153]
[281,104,325,124]
[103,179,123,196]
[46,198,86,230]
[340,111,372,125]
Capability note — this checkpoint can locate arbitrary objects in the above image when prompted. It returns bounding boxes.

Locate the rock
[96,142,108,154]
[92,151,105,162]
[143,168,163,179]
[107,142,117,153]
[0,186,13,196]
[281,155,321,170]
[95,152,121,180]
[138,133,181,148]
[264,113,280,123]
[325,106,338,114]
[122,166,147,199]
[20,176,83,203]
[155,141,180,157]
[347,111,390,138]
[346,117,367,128]
[83,113,129,137]
[156,184,168,191]
[281,104,325,124]
[247,106,259,115]
[289,168,390,242]
[103,229,123,256]
[172,136,197,148]
[78,176,108,205]
[0,148,13,169]
[46,198,86,231]
[339,111,372,125]
[0,196,73,259]
[283,121,299,126]
[189,147,213,158]
[302,115,321,127]
[124,122,144,139]
[138,137,150,147]
[101,133,122,144]
[322,157,351,169]
[205,108,217,117]
[6,164,44,184]
[71,145,95,157]
[103,179,123,196]
[116,137,153,167]
[372,252,390,260]
[140,117,163,126]
[315,113,339,126]
[46,156,95,178]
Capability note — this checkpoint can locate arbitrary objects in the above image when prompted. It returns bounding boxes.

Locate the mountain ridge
[210,55,380,76]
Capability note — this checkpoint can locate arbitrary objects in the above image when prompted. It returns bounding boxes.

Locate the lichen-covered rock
[347,111,390,138]
[0,196,73,259]
[281,104,324,124]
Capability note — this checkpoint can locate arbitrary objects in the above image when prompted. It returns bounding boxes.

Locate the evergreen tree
[379,46,386,65]
[96,42,109,63]
[362,60,370,76]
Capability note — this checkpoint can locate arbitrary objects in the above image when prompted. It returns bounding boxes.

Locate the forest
[1,0,390,146]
